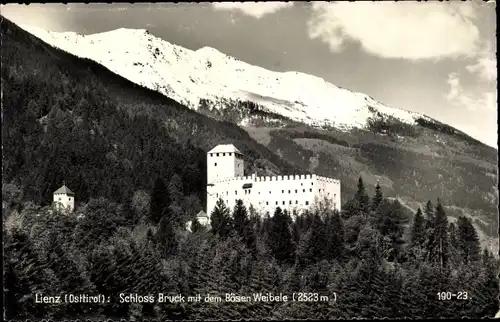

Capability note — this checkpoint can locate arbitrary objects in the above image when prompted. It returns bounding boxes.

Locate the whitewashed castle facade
[205,144,341,219]
[53,184,75,212]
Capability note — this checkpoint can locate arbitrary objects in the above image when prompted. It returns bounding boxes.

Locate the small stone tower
[53,183,75,212]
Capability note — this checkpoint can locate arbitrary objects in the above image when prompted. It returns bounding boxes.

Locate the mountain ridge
[19,24,467,137]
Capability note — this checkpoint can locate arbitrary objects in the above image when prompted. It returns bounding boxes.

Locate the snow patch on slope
[20,24,433,130]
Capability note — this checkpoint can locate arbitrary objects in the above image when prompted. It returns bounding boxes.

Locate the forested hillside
[243,115,498,252]
[4,177,498,319]
[1,16,297,210]
[2,16,498,320]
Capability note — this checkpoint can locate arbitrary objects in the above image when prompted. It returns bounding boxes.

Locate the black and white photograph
[2,1,498,320]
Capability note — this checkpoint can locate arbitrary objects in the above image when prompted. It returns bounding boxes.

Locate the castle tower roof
[53,184,75,196]
[208,144,243,155]
[196,210,208,218]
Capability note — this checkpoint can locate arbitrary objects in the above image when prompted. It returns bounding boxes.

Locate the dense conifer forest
[2,17,498,320]
[4,178,499,319]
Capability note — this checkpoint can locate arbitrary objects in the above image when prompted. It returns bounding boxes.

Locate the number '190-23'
[437,292,469,300]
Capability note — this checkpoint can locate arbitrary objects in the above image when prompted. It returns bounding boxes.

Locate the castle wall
[53,193,75,212]
[314,175,341,212]
[206,174,341,217]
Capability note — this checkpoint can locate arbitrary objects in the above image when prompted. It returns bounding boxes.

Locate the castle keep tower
[53,183,75,212]
[205,143,342,219]
[207,144,244,184]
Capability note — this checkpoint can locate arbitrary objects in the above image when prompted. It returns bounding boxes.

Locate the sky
[1,2,497,147]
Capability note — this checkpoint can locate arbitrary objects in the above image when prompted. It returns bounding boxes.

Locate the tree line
[4,177,498,320]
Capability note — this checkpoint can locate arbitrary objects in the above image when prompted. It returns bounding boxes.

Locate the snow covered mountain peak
[19,24,431,130]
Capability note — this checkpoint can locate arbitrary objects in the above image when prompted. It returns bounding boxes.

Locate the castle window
[282,201,285,205]
[296,200,298,204]
[301,183,303,186]
[269,191,271,194]
[282,190,284,193]
[266,201,269,205]
[311,182,313,186]
[305,201,309,205]
[289,201,292,205]
[310,189,312,192]
[216,153,219,156]
[295,189,297,193]
[276,201,278,205]
[334,193,336,198]
[303,189,305,192]
[288,190,291,194]
[235,190,237,195]
[223,153,225,156]
[229,153,232,156]
[214,162,217,166]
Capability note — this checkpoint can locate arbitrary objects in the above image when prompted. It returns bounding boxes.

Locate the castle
[205,144,341,221]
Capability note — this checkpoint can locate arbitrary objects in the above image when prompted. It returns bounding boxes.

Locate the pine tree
[168,174,184,206]
[4,227,53,318]
[168,174,184,226]
[158,214,178,257]
[374,199,407,259]
[448,222,458,247]
[324,210,345,261]
[232,199,249,237]
[150,177,170,224]
[423,200,435,260]
[471,248,499,317]
[354,177,370,216]
[428,199,449,270]
[305,213,327,263]
[456,216,481,264]
[447,222,461,267]
[423,200,434,224]
[210,198,231,239]
[481,248,497,278]
[267,207,295,264]
[371,182,383,211]
[243,260,280,318]
[410,207,425,248]
[231,199,257,256]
